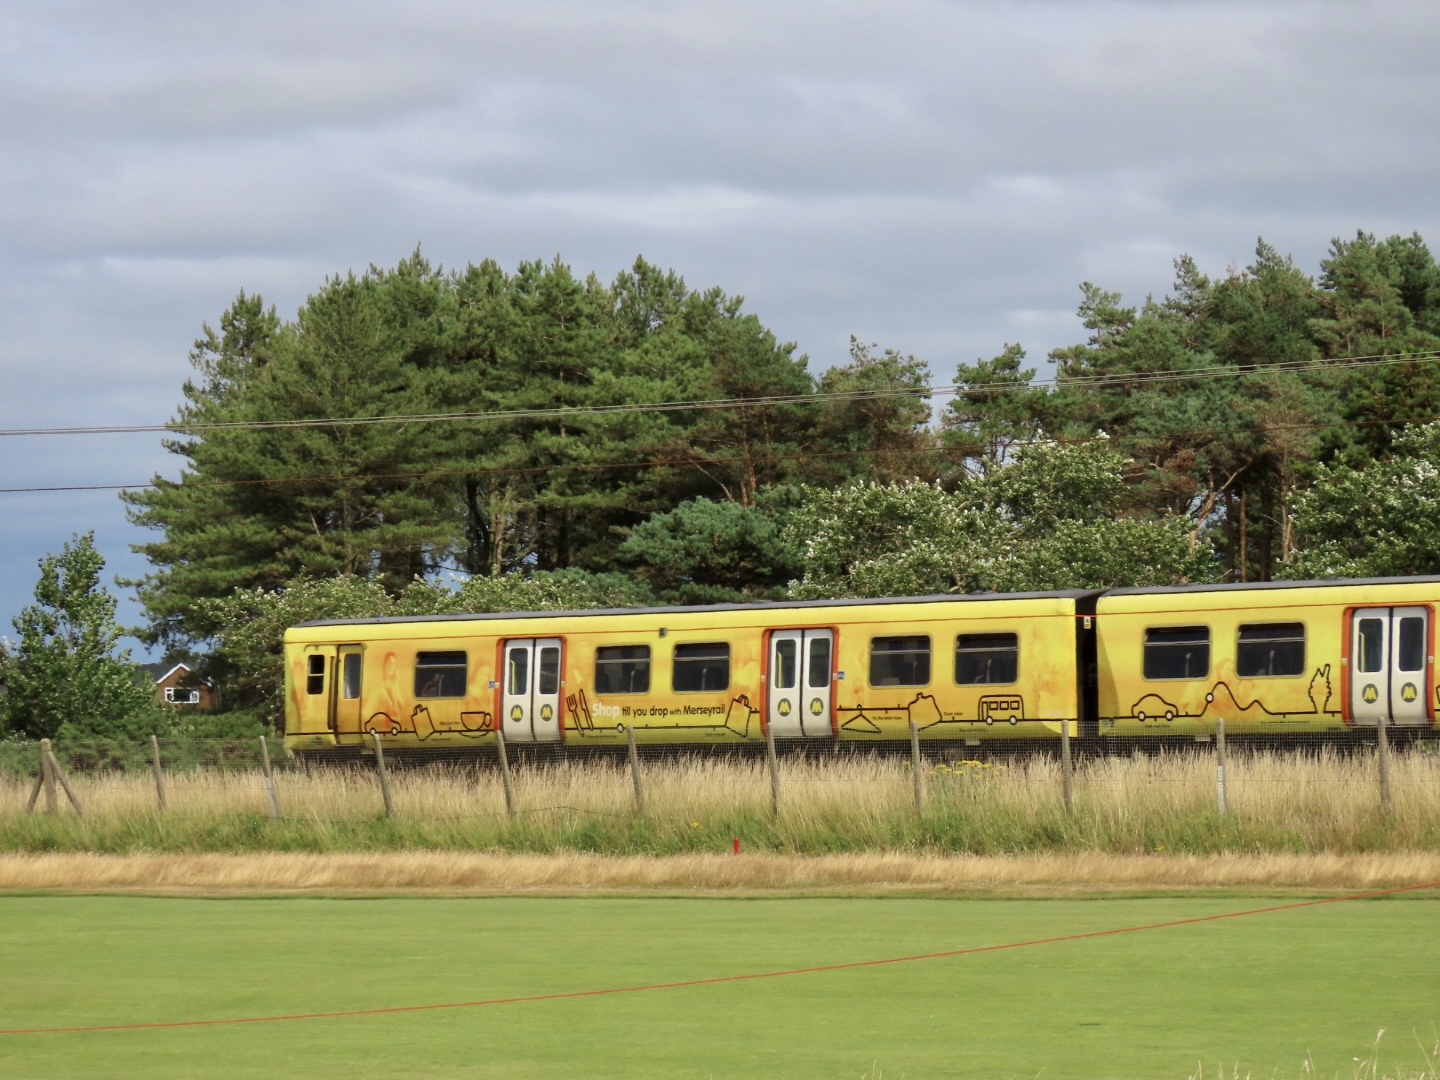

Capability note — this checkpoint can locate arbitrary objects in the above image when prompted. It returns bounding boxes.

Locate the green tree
[121,290,281,649]
[123,268,455,649]
[674,295,819,506]
[942,342,1050,476]
[1048,245,1339,581]
[786,479,1009,599]
[1203,242,1335,577]
[1283,422,1440,579]
[618,491,802,604]
[814,338,935,485]
[787,440,1213,599]
[254,269,455,586]
[505,257,621,570]
[1314,231,1440,461]
[2,533,167,739]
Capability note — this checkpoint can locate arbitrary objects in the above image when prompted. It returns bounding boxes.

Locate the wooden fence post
[372,733,395,818]
[25,750,45,813]
[41,740,82,816]
[495,728,517,818]
[908,719,924,816]
[626,725,646,813]
[1059,715,1074,815]
[25,771,43,817]
[1215,718,1228,817]
[1376,718,1393,816]
[40,738,58,814]
[764,720,780,816]
[149,734,167,812]
[258,735,280,819]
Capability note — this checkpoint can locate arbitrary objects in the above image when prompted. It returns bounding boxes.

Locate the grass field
[0,893,1436,1079]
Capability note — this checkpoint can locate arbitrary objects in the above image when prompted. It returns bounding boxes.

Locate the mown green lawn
[0,893,1434,1079]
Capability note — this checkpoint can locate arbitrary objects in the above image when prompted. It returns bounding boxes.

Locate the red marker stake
[733,838,740,855]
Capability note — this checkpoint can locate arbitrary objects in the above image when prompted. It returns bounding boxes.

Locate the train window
[595,645,650,694]
[538,645,560,695]
[1398,616,1427,672]
[508,648,528,695]
[306,655,325,696]
[955,633,1019,685]
[673,643,730,692]
[870,636,931,687]
[1143,627,1210,680]
[774,639,797,690]
[1357,619,1384,673]
[1236,623,1305,677]
[341,653,361,699]
[808,637,832,689]
[415,651,468,698]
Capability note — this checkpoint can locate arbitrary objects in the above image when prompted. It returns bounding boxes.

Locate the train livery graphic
[283,577,1440,758]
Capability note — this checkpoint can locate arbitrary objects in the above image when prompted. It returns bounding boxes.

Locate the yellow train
[283,577,1440,758]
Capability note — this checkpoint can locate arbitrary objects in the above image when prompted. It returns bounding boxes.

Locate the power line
[1,349,1437,440]
[4,410,1438,497]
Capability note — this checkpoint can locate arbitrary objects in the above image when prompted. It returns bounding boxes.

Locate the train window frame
[341,652,362,699]
[672,642,731,693]
[507,647,528,696]
[1357,618,1385,673]
[870,635,931,688]
[537,645,560,696]
[595,645,651,694]
[1236,623,1305,678]
[306,654,325,696]
[774,638,798,690]
[954,632,1019,685]
[1143,626,1211,681]
[807,636,832,690]
[1398,615,1426,673]
[415,650,469,698]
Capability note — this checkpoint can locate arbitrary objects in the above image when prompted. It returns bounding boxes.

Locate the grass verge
[3,850,1439,896]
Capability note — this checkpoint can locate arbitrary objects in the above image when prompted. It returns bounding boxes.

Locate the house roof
[152,662,211,687]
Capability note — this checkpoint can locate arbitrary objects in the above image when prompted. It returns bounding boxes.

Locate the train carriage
[1094,578,1440,736]
[283,577,1440,759]
[284,592,1093,757]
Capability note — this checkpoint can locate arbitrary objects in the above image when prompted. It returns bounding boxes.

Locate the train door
[332,644,364,736]
[1349,607,1432,726]
[767,629,834,738]
[292,646,337,737]
[500,638,564,743]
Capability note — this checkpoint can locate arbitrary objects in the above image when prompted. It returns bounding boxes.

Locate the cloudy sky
[2,0,1437,657]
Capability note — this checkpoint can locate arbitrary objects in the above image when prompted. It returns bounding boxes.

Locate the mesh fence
[3,731,1438,851]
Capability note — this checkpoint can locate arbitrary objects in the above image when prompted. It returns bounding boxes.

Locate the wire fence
[3,728,1438,844]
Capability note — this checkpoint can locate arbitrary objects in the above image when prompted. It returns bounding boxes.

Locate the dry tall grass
[2,748,1438,875]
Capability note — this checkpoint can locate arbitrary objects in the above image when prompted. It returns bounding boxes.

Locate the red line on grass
[5,880,1437,1036]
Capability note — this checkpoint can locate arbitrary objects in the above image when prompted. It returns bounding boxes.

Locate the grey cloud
[2,0,1439,653]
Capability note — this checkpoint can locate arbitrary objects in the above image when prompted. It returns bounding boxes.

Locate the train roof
[290,588,1104,630]
[289,576,1440,632]
[1101,575,1440,597]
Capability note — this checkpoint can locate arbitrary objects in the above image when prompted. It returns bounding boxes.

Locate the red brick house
[152,663,217,710]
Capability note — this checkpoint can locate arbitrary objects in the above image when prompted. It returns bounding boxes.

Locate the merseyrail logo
[1362,685,1379,705]
[809,697,824,716]
[1401,683,1418,703]
[541,703,554,721]
[778,699,792,716]
[510,705,523,721]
